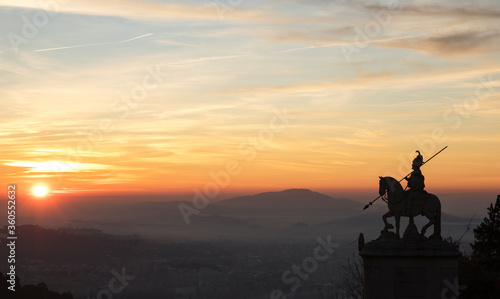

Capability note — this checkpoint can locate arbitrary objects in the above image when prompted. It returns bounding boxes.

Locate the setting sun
[34,185,48,197]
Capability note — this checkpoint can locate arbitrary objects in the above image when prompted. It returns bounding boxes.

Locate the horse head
[378,176,403,197]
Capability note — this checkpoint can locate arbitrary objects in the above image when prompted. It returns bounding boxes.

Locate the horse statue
[378,176,441,239]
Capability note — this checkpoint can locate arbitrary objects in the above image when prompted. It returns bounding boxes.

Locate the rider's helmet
[412,150,424,169]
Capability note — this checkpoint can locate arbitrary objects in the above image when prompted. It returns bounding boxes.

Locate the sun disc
[34,185,47,196]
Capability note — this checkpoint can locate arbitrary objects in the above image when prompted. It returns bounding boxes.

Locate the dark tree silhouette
[471,195,500,270]
[460,195,500,298]
[0,272,73,299]
[335,255,363,299]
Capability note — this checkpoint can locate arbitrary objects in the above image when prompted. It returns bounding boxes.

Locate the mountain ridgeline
[16,189,474,242]
[216,189,361,212]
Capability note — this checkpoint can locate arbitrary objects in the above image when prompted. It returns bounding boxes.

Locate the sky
[0,0,499,204]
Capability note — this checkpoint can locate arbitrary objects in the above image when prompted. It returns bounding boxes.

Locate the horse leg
[421,213,434,236]
[434,207,441,237]
[395,214,401,239]
[382,211,394,230]
[408,198,414,224]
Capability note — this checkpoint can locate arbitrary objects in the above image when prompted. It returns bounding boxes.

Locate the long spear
[363,146,448,210]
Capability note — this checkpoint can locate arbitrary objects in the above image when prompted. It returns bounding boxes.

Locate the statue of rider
[405,150,425,224]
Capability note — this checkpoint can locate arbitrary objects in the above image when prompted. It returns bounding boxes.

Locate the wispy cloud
[277,34,420,53]
[381,30,500,56]
[220,65,500,97]
[4,161,109,172]
[166,55,244,66]
[0,0,268,21]
[363,3,500,19]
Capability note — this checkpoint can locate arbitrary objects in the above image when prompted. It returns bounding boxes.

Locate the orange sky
[1,0,499,201]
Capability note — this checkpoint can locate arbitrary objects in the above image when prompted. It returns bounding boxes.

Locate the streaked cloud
[363,3,500,19]
[382,30,500,55]
[0,0,269,21]
[4,161,110,172]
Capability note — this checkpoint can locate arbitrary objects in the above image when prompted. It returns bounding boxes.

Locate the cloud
[276,34,419,54]
[270,26,354,44]
[220,64,500,98]
[363,3,500,19]
[0,0,268,22]
[154,39,198,47]
[4,161,109,172]
[382,30,500,55]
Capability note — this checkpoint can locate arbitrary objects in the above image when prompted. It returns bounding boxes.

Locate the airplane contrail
[35,33,154,52]
[119,33,154,43]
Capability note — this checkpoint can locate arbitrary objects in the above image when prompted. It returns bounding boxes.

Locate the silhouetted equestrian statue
[364,146,448,240]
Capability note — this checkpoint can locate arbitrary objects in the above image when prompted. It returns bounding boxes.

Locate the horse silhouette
[378,176,441,239]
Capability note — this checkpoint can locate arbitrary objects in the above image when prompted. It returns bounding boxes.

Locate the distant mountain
[16,189,400,240]
[13,190,478,242]
[215,189,362,216]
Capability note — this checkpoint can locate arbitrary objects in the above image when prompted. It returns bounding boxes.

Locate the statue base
[359,238,461,299]
[403,223,426,240]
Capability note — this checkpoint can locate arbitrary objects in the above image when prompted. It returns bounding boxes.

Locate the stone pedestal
[359,239,461,299]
